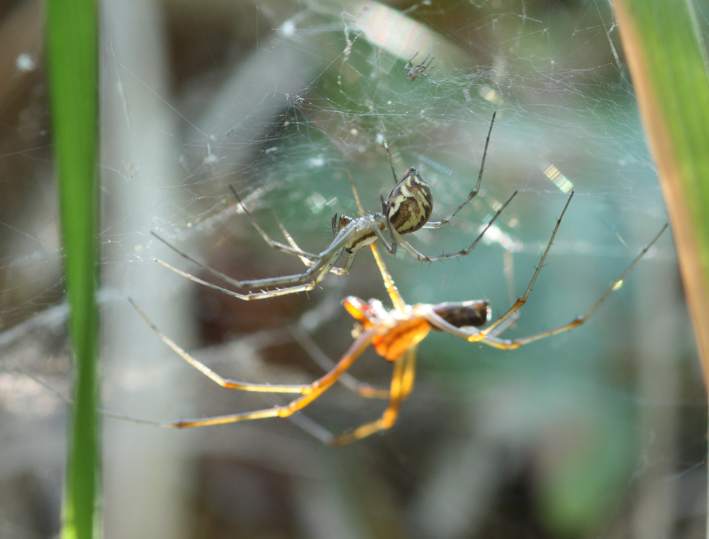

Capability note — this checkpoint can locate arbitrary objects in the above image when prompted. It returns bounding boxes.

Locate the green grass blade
[46,0,101,537]
[614,1,709,377]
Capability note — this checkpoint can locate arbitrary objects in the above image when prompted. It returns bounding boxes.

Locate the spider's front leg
[398,190,517,263]
[424,111,497,230]
[229,186,322,263]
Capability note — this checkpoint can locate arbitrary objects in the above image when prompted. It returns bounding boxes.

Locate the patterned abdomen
[385,168,433,234]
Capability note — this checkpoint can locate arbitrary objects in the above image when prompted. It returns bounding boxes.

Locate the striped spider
[151,112,519,301]
[131,186,668,445]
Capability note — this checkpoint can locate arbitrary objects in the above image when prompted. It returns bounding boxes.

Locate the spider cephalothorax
[331,213,353,236]
[343,296,430,361]
[383,167,433,234]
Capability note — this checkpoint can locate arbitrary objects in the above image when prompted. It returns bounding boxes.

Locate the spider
[150,112,519,301]
[131,186,669,445]
[404,52,434,81]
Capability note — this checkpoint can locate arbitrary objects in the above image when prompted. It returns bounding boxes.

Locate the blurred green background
[0,1,703,538]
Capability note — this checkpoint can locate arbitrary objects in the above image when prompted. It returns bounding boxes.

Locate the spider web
[0,1,703,538]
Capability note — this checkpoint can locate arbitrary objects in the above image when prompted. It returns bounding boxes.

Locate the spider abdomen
[433,300,491,328]
[385,168,433,234]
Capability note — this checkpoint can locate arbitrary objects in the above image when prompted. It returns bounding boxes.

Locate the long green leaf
[47,0,100,537]
[614,1,709,377]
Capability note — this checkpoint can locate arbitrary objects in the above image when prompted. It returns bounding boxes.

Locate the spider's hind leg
[476,191,574,339]
[478,222,669,350]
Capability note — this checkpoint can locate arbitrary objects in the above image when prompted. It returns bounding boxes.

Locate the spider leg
[424,111,496,229]
[313,234,414,445]
[262,173,356,278]
[346,171,407,309]
[153,257,330,300]
[338,251,356,275]
[380,192,402,253]
[369,242,406,309]
[371,218,398,255]
[425,222,669,350]
[275,218,350,277]
[329,348,412,446]
[162,331,375,429]
[152,228,352,299]
[152,230,320,288]
[228,186,321,262]
[400,189,517,263]
[273,217,316,268]
[480,324,583,350]
[341,169,368,217]
[399,346,417,398]
[382,142,399,185]
[130,298,309,393]
[424,311,483,339]
[424,310,531,351]
[289,326,389,399]
[476,191,574,338]
[286,413,337,444]
[485,310,521,337]
[422,312,547,351]
[482,222,669,348]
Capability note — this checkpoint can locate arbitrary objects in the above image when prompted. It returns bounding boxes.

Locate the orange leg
[164,332,375,429]
[329,347,413,446]
[399,346,417,398]
[290,326,389,399]
[130,299,313,394]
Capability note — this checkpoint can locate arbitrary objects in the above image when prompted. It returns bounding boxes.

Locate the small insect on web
[130,183,669,445]
[404,52,434,81]
[150,112,519,301]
